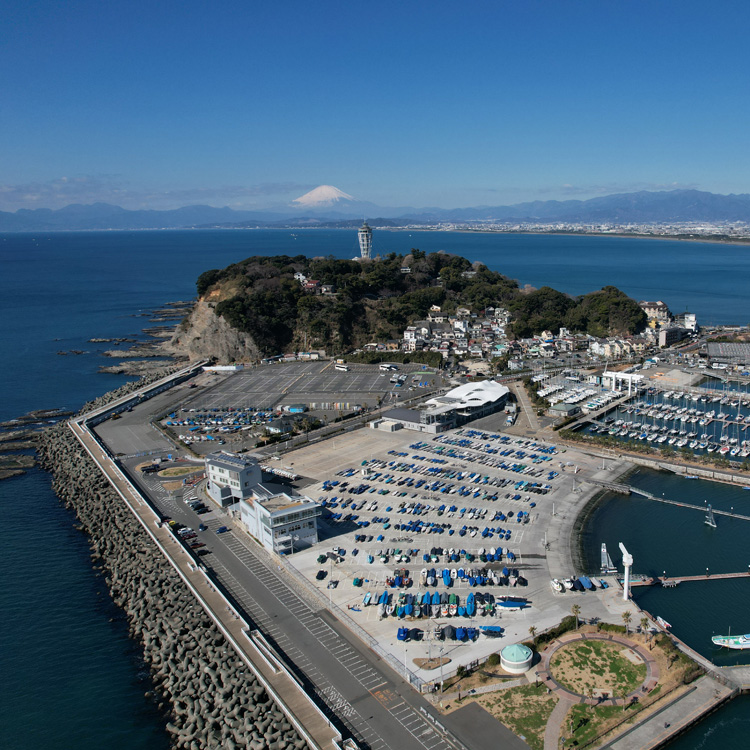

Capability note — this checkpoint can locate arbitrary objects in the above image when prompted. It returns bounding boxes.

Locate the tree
[572,604,582,629]
[622,610,632,634]
[640,617,650,640]
[528,625,537,646]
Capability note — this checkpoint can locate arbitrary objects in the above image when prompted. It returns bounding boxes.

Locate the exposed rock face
[36,376,304,750]
[165,299,260,363]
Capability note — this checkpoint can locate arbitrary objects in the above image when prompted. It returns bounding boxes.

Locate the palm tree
[572,604,582,629]
[640,616,649,640]
[622,610,632,634]
[529,625,537,646]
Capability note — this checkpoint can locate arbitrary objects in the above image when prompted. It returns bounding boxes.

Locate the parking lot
[282,424,621,684]
[163,361,445,452]
[186,361,442,410]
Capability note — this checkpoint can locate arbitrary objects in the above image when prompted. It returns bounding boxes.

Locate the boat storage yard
[282,420,632,686]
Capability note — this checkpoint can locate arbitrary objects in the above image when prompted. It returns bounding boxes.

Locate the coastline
[36,374,307,750]
[378,227,750,247]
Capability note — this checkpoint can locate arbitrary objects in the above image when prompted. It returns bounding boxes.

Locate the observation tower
[358,221,372,260]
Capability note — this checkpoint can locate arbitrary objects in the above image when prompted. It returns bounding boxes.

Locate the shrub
[486,653,500,667]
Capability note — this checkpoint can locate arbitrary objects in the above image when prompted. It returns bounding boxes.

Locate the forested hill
[192,251,646,357]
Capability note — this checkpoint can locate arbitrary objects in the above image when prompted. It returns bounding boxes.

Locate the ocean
[1,229,748,748]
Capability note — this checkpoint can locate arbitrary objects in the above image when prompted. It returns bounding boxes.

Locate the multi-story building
[205,452,262,507]
[205,451,320,553]
[239,488,320,554]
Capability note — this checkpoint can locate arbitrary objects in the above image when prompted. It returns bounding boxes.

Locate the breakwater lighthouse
[358,221,372,259]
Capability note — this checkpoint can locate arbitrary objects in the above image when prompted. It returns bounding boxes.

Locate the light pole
[438,645,445,699]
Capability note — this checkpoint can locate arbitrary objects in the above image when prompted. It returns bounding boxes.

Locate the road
[90,366,529,750]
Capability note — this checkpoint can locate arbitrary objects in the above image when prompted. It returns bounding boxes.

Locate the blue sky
[2,0,749,210]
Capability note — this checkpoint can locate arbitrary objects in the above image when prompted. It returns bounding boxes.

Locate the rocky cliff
[165,298,261,363]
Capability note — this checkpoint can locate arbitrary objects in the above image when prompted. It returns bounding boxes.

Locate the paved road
[134,466,457,750]
[96,372,528,750]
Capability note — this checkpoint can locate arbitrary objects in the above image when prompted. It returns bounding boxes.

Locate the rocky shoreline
[37,375,306,750]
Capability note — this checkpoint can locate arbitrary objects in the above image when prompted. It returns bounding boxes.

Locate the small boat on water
[600,543,618,574]
[712,633,750,650]
[705,504,717,528]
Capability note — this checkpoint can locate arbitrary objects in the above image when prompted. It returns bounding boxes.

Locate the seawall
[37,374,306,750]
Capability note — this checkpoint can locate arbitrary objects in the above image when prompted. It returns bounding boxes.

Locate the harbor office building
[381,380,510,433]
[205,451,320,553]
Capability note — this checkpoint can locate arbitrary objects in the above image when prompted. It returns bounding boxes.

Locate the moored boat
[712,633,750,650]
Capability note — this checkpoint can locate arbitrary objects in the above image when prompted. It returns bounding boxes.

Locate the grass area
[550,639,647,698]
[563,702,634,747]
[474,683,558,750]
[158,466,199,477]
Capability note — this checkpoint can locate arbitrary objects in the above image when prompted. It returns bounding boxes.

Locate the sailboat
[705,504,717,528]
[600,543,617,574]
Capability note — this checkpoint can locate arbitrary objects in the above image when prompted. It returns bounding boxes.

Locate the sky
[2,0,749,211]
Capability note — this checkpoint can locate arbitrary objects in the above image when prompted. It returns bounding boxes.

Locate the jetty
[597,483,750,522]
[630,571,750,587]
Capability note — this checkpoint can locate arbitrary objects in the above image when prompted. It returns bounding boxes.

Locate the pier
[630,571,750,587]
[617,485,750,521]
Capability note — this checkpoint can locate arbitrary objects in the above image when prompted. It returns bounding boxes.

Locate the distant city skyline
[2,0,749,211]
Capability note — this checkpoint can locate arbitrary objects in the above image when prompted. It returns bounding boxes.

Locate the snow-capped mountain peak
[292,185,355,207]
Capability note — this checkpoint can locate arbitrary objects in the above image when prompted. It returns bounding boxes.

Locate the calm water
[1,229,747,748]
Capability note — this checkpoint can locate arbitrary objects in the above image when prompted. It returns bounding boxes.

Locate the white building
[205,451,320,553]
[383,380,509,433]
[205,451,262,508]
[239,488,320,554]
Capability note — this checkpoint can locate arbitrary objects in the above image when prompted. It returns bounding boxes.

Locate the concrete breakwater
[37,379,306,750]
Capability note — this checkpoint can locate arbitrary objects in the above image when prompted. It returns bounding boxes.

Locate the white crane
[619,542,633,601]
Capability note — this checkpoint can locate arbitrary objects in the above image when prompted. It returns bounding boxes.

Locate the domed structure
[500,643,533,674]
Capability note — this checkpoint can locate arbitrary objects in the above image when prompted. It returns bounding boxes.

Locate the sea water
[2,229,749,748]
[580,467,750,747]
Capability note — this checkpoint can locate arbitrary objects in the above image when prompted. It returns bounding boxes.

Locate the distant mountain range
[2,188,750,231]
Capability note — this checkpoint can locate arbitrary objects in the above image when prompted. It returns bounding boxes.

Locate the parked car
[315,569,327,580]
[198,523,207,531]
[216,526,229,534]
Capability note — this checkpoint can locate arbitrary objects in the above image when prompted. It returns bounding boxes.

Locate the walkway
[509,381,541,434]
[604,675,734,750]
[439,677,524,704]
[543,697,574,750]
[536,632,659,707]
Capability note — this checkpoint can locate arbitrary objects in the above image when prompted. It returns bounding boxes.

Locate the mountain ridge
[2,189,750,231]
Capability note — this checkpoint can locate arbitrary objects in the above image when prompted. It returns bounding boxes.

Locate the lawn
[550,640,647,698]
[472,683,558,750]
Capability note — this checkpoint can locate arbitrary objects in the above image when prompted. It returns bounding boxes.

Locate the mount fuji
[288,184,384,217]
[292,185,356,207]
